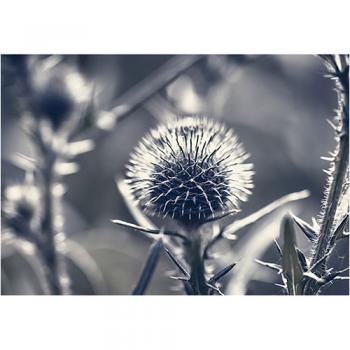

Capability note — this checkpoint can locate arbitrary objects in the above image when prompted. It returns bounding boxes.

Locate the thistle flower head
[126,117,254,227]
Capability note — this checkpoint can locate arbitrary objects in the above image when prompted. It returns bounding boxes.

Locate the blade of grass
[281,215,304,295]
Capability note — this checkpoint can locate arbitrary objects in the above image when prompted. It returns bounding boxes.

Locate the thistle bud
[126,117,254,227]
[28,56,91,130]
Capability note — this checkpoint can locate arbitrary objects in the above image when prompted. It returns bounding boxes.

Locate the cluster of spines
[126,117,254,225]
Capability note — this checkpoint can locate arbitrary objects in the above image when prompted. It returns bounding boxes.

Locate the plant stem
[305,57,349,294]
[39,155,70,295]
[186,229,209,295]
[313,136,349,264]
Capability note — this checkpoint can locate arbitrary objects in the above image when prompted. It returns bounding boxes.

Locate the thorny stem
[314,135,349,263]
[305,56,349,294]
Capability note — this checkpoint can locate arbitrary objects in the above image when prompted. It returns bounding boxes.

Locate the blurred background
[1,54,348,295]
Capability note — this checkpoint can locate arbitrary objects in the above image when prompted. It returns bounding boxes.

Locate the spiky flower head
[126,117,254,227]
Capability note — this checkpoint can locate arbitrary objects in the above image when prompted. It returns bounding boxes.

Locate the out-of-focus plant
[113,116,309,295]
[2,56,96,294]
[258,55,349,295]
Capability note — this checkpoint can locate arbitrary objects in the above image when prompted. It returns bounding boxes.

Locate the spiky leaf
[209,263,236,283]
[296,248,309,272]
[292,214,318,242]
[273,239,282,257]
[332,214,349,244]
[164,247,190,278]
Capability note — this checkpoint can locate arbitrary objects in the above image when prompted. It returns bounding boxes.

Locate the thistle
[126,117,254,228]
[123,117,253,294]
[2,55,95,294]
[114,116,309,295]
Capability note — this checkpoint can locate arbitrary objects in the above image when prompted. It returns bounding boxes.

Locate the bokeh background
[1,55,349,295]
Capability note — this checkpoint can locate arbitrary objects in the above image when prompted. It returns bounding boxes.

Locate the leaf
[273,239,282,257]
[111,219,188,242]
[164,247,190,278]
[331,214,349,244]
[208,263,236,283]
[292,214,318,242]
[296,248,309,272]
[281,215,304,295]
[132,239,163,295]
[223,190,310,238]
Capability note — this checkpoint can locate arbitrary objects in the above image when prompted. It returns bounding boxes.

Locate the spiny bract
[126,117,254,227]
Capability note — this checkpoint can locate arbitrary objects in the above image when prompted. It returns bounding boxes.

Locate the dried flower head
[126,117,254,227]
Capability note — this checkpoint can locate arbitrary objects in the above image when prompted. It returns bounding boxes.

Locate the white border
[1,1,349,349]
[0,0,349,53]
[0,296,349,349]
